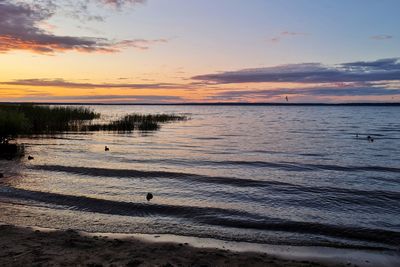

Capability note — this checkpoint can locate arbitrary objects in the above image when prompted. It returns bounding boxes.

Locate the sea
[0,105,399,250]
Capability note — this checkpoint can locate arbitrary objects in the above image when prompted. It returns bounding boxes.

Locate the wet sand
[0,224,335,267]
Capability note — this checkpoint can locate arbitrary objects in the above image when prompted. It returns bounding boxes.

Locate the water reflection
[1,105,400,248]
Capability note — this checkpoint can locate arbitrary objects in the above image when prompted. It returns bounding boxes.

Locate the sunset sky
[1,0,400,103]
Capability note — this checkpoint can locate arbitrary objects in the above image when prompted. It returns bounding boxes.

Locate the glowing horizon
[1,0,400,103]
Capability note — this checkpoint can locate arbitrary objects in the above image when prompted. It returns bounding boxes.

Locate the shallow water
[1,105,400,249]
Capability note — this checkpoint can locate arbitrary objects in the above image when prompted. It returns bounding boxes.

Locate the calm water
[1,105,400,249]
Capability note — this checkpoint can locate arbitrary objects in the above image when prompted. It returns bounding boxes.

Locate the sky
[0,0,400,103]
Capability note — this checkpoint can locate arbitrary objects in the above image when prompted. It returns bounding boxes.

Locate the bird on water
[146,193,153,201]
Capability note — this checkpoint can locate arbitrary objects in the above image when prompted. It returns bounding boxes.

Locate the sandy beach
[0,224,332,267]
[1,224,400,267]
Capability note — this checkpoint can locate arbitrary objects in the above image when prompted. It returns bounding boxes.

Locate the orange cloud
[0,1,165,54]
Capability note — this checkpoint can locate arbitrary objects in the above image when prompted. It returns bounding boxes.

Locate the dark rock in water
[146,193,153,201]
[367,136,375,143]
[28,156,34,160]
[0,173,3,178]
[105,146,110,151]
[0,143,24,160]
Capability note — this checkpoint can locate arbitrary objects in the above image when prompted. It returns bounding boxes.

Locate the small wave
[194,137,223,140]
[29,164,400,216]
[1,187,399,246]
[205,160,400,173]
[32,165,400,204]
[298,153,327,157]
[32,164,272,187]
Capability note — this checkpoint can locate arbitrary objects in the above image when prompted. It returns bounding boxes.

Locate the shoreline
[1,102,400,106]
[1,224,399,267]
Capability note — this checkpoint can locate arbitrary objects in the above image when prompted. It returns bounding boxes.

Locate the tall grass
[0,110,30,144]
[0,104,188,144]
[7,104,99,133]
[0,104,99,143]
[85,114,187,132]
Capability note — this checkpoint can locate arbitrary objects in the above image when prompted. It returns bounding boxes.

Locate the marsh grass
[85,114,188,132]
[0,109,30,144]
[0,104,100,143]
[0,104,188,144]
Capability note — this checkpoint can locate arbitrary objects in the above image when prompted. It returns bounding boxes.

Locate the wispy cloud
[267,31,308,43]
[192,58,400,84]
[370,34,393,40]
[99,0,146,8]
[5,94,184,103]
[0,1,163,54]
[114,39,168,50]
[0,79,185,89]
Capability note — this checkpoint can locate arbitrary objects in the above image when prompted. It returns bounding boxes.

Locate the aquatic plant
[0,104,100,138]
[85,113,187,132]
[0,104,188,141]
[0,109,30,144]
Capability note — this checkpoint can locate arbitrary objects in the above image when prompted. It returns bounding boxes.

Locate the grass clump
[0,104,188,159]
[0,104,100,143]
[0,110,30,144]
[12,105,100,133]
[0,104,188,143]
[86,113,188,132]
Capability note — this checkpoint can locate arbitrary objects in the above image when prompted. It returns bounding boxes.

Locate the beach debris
[146,193,153,201]
[28,155,34,160]
[105,146,110,151]
[127,259,144,267]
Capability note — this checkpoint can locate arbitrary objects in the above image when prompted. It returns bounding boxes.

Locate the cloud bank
[0,78,184,89]
[209,87,400,101]
[192,58,400,84]
[0,0,162,53]
[5,94,183,103]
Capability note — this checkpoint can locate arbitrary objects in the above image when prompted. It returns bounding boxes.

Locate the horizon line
[1,102,400,106]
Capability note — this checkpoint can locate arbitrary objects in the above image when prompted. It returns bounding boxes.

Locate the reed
[85,113,187,132]
[0,109,30,144]
[0,104,188,143]
[0,104,100,143]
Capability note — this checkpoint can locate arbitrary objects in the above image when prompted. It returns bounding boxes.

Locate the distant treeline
[0,104,188,144]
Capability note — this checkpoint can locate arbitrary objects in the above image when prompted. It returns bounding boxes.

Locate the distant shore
[1,102,400,106]
[1,224,399,267]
